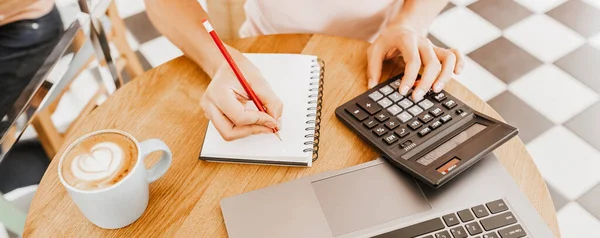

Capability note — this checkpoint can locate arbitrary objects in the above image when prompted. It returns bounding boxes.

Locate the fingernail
[368,79,377,89]
[434,82,445,92]
[265,121,276,129]
[400,86,410,95]
[413,90,425,101]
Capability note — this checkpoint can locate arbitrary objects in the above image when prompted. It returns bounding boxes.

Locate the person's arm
[368,0,464,101]
[145,0,283,141]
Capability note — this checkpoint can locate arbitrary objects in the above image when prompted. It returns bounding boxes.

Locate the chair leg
[107,1,145,79]
[31,109,64,160]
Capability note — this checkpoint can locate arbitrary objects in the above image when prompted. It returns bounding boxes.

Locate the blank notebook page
[200,54,319,166]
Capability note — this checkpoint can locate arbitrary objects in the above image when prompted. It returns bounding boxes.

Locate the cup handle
[139,139,172,183]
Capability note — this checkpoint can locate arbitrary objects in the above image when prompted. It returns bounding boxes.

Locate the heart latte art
[61,132,138,190]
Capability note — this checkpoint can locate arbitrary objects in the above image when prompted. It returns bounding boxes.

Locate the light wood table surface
[24,34,560,237]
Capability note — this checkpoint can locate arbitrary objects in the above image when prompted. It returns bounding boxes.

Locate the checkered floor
[55,0,600,237]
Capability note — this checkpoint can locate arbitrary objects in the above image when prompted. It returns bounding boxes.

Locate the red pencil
[202,19,281,140]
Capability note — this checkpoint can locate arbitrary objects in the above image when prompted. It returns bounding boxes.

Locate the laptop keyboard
[374,199,528,238]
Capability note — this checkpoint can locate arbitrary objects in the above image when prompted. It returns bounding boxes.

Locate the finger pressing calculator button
[430,120,443,130]
[443,99,457,109]
[346,106,368,121]
[373,126,388,137]
[408,105,424,116]
[418,99,434,110]
[377,98,393,108]
[389,80,401,89]
[441,114,452,123]
[418,127,432,137]
[430,107,444,117]
[408,119,423,130]
[379,85,394,95]
[395,127,410,138]
[398,98,414,109]
[368,91,384,101]
[396,111,413,123]
[383,133,399,145]
[375,112,390,122]
[363,119,378,129]
[388,92,404,102]
[419,113,434,123]
[356,98,382,115]
[384,118,400,130]
[434,92,447,102]
[386,104,403,115]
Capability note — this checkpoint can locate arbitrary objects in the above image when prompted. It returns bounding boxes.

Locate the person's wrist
[200,44,243,79]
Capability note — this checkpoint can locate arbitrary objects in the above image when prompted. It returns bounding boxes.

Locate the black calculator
[335,74,518,188]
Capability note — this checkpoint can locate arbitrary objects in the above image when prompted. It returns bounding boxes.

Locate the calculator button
[442,214,460,227]
[472,205,489,218]
[465,222,483,235]
[397,98,414,109]
[373,126,388,137]
[418,99,434,110]
[441,114,453,123]
[356,98,381,115]
[389,80,401,89]
[368,91,384,101]
[375,112,390,122]
[430,107,444,117]
[482,232,499,238]
[386,104,403,115]
[396,112,413,123]
[457,209,475,222]
[498,224,526,238]
[379,85,394,95]
[408,105,424,116]
[434,92,447,102]
[443,99,457,109]
[418,127,432,137]
[434,230,451,238]
[486,200,508,214]
[408,120,423,130]
[450,226,468,238]
[383,133,399,145]
[377,98,393,108]
[384,118,400,130]
[400,140,414,149]
[430,120,443,130]
[345,106,368,121]
[456,108,464,115]
[419,113,434,124]
[363,119,378,129]
[395,127,410,138]
[387,92,404,102]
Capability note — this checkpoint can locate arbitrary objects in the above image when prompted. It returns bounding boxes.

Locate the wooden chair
[31,1,144,159]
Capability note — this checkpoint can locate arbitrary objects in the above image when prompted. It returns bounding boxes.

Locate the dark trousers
[0,6,64,119]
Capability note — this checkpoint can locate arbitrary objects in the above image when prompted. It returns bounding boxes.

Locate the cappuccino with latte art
[61,132,138,190]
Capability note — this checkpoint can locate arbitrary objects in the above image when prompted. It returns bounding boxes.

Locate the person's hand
[200,52,283,141]
[367,24,465,101]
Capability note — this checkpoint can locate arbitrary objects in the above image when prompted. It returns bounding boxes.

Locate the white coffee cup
[58,129,172,229]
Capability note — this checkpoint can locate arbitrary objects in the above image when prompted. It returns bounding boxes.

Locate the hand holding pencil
[200,19,283,141]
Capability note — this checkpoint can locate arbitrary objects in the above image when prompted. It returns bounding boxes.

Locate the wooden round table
[24,34,560,237]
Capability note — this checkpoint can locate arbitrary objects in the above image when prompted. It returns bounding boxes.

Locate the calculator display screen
[417,124,487,166]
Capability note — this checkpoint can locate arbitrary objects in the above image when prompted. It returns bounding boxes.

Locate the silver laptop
[220,154,555,238]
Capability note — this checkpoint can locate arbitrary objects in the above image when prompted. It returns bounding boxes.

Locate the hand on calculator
[367,24,465,102]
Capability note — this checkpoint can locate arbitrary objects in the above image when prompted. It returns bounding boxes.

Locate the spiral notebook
[200,54,324,166]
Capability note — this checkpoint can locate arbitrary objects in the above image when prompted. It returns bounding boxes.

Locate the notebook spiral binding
[303,59,325,162]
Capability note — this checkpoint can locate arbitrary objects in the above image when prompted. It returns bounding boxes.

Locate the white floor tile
[514,0,567,13]
[115,0,146,18]
[557,202,600,238]
[582,0,600,10]
[504,14,585,63]
[527,126,600,200]
[125,30,140,52]
[455,57,507,101]
[509,64,599,124]
[430,7,501,54]
[138,36,183,67]
[450,0,479,6]
[590,32,600,51]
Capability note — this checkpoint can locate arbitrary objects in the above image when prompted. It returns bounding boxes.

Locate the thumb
[367,42,386,89]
